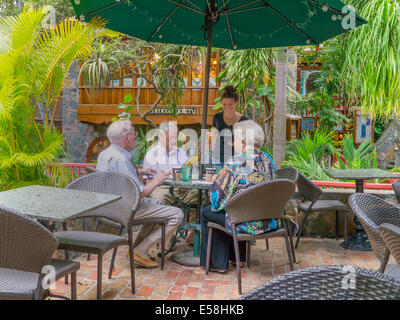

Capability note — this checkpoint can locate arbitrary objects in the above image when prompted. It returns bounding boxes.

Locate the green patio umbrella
[70,0,366,164]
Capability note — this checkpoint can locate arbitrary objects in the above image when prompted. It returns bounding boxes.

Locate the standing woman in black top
[211,85,249,165]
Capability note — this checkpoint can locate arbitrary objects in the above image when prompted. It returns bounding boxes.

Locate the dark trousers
[200,206,246,270]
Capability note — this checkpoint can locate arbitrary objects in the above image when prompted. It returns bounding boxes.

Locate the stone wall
[62,62,109,162]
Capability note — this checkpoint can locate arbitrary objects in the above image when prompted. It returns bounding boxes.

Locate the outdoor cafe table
[163,179,212,266]
[325,169,398,251]
[0,185,122,230]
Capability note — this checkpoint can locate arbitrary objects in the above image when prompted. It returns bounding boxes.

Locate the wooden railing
[50,163,398,191]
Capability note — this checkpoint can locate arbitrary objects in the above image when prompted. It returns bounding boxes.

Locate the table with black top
[325,169,398,251]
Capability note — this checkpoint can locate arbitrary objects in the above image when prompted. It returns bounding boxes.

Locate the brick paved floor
[50,235,386,300]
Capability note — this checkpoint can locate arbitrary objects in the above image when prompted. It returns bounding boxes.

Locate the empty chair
[295,172,348,249]
[276,167,299,183]
[54,172,139,300]
[380,223,400,279]
[206,179,296,295]
[392,179,400,204]
[349,193,400,279]
[269,167,299,252]
[241,265,400,300]
[0,206,79,300]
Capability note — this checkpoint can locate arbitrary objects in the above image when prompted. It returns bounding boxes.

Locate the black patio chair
[349,193,400,279]
[54,172,140,300]
[0,206,79,300]
[206,179,296,295]
[241,265,400,300]
[295,172,348,249]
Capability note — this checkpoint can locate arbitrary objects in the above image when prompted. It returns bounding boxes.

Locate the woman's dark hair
[221,85,239,102]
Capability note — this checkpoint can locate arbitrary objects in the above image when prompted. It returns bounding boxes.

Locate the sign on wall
[150,107,196,115]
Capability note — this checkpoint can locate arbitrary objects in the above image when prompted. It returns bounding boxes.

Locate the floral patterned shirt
[210,149,280,235]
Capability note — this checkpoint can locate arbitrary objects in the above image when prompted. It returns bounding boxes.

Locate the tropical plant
[286,129,338,163]
[288,87,350,131]
[283,129,338,180]
[0,4,108,190]
[333,0,400,118]
[130,126,154,165]
[337,134,378,170]
[79,40,121,88]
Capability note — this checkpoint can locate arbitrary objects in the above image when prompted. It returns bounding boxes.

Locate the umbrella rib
[220,0,263,15]
[222,0,235,48]
[168,0,206,15]
[260,1,319,45]
[148,2,182,41]
[221,5,268,15]
[217,0,232,13]
[83,0,126,18]
[186,0,204,12]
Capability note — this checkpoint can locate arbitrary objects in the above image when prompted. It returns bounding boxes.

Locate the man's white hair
[233,120,265,148]
[159,121,178,134]
[107,120,133,144]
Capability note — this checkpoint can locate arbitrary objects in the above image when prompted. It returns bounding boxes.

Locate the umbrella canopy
[71,0,366,49]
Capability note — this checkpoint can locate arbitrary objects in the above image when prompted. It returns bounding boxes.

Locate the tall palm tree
[0,4,109,190]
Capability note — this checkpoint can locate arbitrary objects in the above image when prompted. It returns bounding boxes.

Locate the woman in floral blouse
[200,120,277,273]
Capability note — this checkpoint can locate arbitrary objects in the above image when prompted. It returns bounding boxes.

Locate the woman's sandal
[209,268,228,274]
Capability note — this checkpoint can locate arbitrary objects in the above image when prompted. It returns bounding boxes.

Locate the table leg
[171,189,204,266]
[340,179,372,251]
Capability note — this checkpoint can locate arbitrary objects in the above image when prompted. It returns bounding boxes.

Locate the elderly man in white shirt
[96,120,183,269]
[143,121,198,206]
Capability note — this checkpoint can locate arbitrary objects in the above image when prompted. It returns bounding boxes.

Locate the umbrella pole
[200,18,214,176]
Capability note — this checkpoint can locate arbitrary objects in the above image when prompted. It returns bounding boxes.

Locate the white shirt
[143,144,189,173]
[96,144,144,193]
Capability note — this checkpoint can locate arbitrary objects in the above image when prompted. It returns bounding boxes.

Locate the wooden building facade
[77,52,221,126]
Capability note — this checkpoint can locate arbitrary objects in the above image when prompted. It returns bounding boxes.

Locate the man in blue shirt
[97,120,183,268]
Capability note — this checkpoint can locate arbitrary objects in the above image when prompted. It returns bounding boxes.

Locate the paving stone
[49,237,381,300]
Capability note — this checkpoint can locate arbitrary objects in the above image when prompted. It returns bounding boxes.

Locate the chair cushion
[207,222,287,240]
[54,231,128,255]
[50,259,80,280]
[299,200,347,212]
[0,268,40,300]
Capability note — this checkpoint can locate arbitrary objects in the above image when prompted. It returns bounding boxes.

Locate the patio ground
[49,233,388,300]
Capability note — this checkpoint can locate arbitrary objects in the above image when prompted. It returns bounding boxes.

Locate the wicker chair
[206,179,296,295]
[295,171,348,249]
[265,167,299,254]
[380,223,400,269]
[54,172,140,300]
[85,167,168,270]
[276,167,299,183]
[241,265,400,300]
[348,193,400,279]
[0,206,79,300]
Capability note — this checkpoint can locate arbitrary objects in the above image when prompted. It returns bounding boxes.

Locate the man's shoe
[133,252,158,268]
